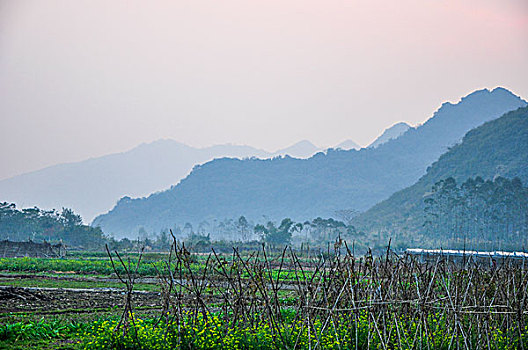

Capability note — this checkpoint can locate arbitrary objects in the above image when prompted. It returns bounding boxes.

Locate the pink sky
[1,0,527,179]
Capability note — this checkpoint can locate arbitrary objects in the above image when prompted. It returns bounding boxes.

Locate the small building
[0,240,66,258]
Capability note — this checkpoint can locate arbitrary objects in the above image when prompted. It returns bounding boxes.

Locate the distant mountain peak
[456,87,526,105]
[491,86,526,100]
[368,122,411,148]
[334,139,360,150]
[291,140,317,147]
[492,86,509,93]
[273,140,320,158]
[135,138,189,149]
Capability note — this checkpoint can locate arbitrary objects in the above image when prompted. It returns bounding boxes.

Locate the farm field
[0,253,166,349]
[1,245,528,349]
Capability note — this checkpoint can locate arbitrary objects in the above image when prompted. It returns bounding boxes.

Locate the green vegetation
[0,318,85,350]
[4,311,526,349]
[80,311,528,350]
[254,218,301,245]
[0,257,157,276]
[0,204,106,249]
[2,245,528,349]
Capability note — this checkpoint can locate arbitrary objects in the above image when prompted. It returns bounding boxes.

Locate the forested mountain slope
[354,106,528,241]
[93,88,526,238]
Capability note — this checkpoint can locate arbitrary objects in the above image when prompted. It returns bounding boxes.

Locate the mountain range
[354,105,528,243]
[92,87,526,238]
[0,139,360,223]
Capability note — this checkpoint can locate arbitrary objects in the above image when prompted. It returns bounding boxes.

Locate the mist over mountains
[0,142,266,222]
[93,87,526,238]
[354,106,528,246]
[0,139,356,223]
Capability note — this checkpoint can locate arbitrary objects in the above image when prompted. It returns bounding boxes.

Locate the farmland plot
[1,243,528,349]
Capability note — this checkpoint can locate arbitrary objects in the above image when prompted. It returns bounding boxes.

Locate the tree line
[0,203,107,249]
[423,176,528,249]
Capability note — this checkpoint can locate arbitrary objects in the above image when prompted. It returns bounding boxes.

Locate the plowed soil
[0,286,161,314]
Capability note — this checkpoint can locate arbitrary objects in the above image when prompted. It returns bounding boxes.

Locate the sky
[1,0,527,180]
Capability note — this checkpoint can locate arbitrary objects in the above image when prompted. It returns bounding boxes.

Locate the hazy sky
[1,0,527,180]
